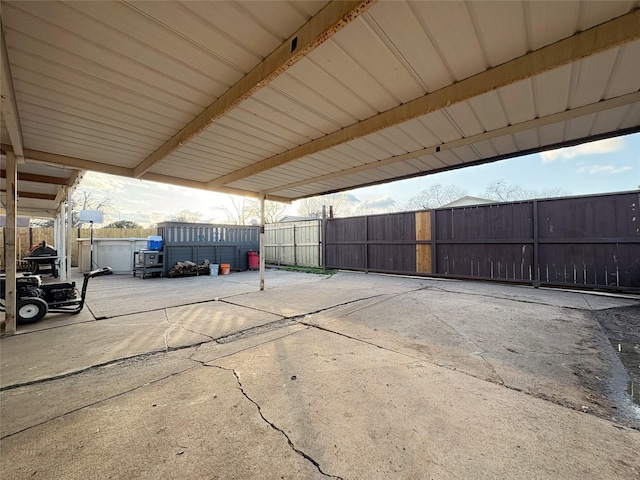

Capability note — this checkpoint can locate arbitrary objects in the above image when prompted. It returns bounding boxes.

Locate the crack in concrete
[295,320,602,418]
[421,284,599,312]
[221,293,386,322]
[1,316,298,392]
[162,309,215,351]
[319,287,430,324]
[209,364,343,480]
[421,305,505,384]
[215,318,294,344]
[0,365,198,440]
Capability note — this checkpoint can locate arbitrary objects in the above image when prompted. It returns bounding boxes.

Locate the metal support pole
[89,221,94,269]
[259,195,265,291]
[4,150,18,334]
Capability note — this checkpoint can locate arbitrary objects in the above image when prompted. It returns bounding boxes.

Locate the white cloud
[357,195,397,210]
[540,137,625,163]
[577,165,633,175]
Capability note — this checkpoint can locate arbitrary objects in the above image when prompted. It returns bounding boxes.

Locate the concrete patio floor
[1,269,639,479]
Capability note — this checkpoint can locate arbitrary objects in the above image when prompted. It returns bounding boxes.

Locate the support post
[4,150,18,334]
[54,214,61,278]
[259,194,265,291]
[66,189,74,278]
[59,201,67,281]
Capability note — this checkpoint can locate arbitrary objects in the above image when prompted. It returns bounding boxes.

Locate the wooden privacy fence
[1,227,156,269]
[264,220,322,267]
[324,191,640,290]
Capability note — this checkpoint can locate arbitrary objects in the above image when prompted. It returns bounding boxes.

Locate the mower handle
[85,267,113,278]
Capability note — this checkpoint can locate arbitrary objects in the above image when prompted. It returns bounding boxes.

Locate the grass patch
[270,265,337,276]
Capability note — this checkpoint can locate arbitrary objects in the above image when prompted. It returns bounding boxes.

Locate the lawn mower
[0,267,113,325]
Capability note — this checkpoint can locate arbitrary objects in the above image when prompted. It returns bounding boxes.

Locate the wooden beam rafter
[266,92,640,195]
[207,9,640,189]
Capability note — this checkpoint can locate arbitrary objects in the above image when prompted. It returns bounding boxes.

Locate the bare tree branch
[405,184,468,210]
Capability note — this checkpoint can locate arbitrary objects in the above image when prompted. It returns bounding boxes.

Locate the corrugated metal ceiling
[1,0,639,217]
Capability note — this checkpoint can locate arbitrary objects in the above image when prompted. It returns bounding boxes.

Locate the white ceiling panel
[606,40,640,98]
[467,1,529,67]
[1,0,638,218]
[410,1,487,81]
[512,130,542,152]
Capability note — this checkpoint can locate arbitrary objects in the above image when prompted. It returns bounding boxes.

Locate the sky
[76,132,640,226]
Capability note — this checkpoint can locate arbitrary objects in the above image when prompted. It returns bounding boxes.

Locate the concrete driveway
[1,269,639,479]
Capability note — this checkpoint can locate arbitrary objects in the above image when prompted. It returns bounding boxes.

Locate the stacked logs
[168,259,211,278]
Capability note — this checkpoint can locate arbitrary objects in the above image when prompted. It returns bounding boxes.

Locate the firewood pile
[168,259,211,278]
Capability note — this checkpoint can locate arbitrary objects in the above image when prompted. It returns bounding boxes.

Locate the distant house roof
[439,196,496,208]
[0,216,31,227]
[278,215,318,222]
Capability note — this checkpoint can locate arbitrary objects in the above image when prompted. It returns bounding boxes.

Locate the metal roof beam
[0,17,24,157]
[7,147,133,177]
[268,92,640,195]
[1,189,57,201]
[140,173,291,204]
[208,9,640,189]
[1,169,69,186]
[132,0,375,178]
[0,145,293,203]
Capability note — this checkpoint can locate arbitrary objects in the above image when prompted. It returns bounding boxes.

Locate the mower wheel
[17,297,48,325]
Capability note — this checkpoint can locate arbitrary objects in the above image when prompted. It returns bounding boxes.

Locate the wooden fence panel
[264,220,321,267]
[324,191,640,290]
[1,226,155,269]
[415,211,432,273]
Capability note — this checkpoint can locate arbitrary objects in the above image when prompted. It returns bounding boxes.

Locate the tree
[246,199,288,224]
[170,209,206,223]
[72,189,114,227]
[30,218,54,228]
[484,180,568,202]
[211,196,288,225]
[296,193,354,218]
[103,220,141,229]
[405,184,468,210]
[214,196,253,225]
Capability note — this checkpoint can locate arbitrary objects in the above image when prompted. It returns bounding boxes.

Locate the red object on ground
[248,250,260,270]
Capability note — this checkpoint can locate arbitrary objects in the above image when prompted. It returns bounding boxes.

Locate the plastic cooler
[146,236,163,251]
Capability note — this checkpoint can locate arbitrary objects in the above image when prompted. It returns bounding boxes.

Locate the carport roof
[1,1,639,217]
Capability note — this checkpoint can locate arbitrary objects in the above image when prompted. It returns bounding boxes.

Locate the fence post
[293,224,297,266]
[532,200,539,287]
[277,225,281,265]
[431,209,437,276]
[364,215,369,274]
[317,219,322,268]
[322,206,327,269]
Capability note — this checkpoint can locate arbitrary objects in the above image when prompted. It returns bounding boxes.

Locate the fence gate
[264,220,321,267]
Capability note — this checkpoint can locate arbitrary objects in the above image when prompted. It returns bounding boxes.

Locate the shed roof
[1,1,639,218]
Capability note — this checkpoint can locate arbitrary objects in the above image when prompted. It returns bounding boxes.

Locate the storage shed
[157,222,260,275]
